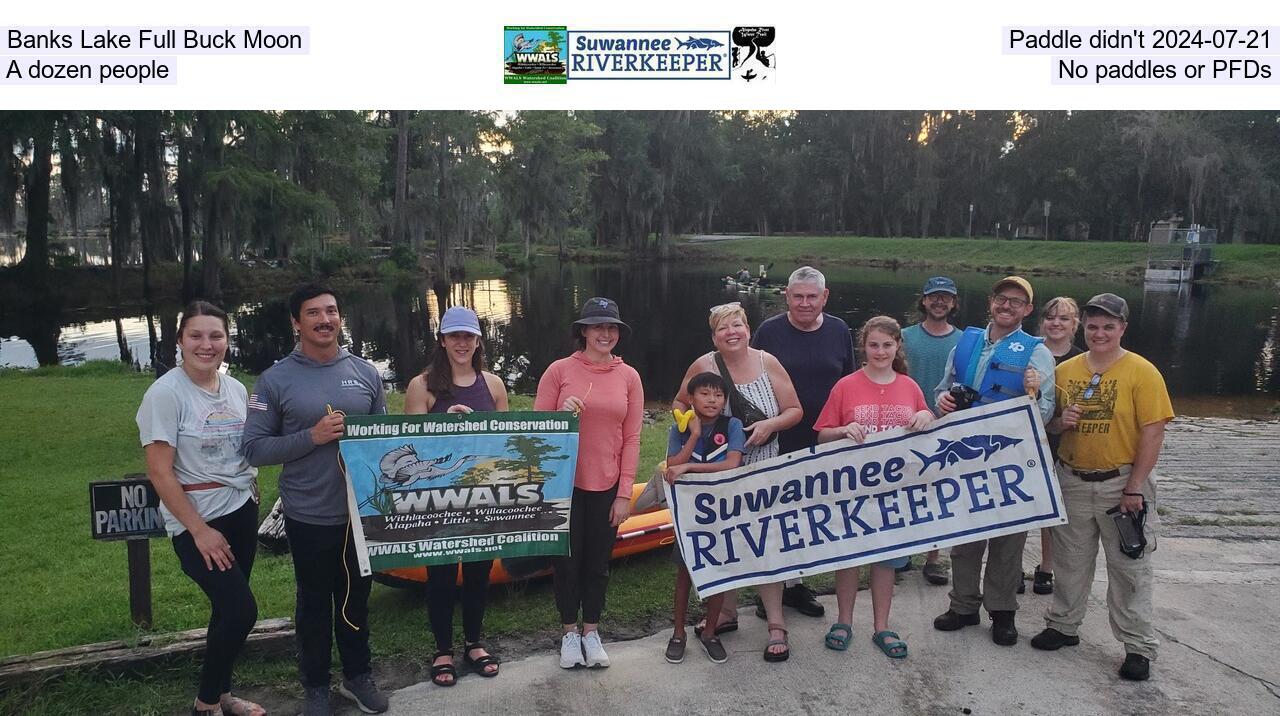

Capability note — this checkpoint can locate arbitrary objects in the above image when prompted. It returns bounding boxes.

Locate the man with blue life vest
[931,275,1056,647]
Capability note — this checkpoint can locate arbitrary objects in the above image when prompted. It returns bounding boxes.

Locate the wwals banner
[667,398,1064,597]
[339,411,578,575]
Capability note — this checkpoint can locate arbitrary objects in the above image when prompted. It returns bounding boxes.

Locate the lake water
[2,259,1278,415]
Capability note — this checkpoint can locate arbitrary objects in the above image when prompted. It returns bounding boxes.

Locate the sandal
[431,650,458,686]
[824,622,853,651]
[763,623,790,662]
[694,617,738,638]
[219,694,265,716]
[871,630,909,659]
[464,642,500,677]
[665,635,686,664]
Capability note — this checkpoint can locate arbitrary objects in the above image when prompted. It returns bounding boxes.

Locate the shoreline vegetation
[4,235,1280,316]
[674,234,1280,286]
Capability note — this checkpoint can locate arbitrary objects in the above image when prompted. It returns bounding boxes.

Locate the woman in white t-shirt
[136,301,263,716]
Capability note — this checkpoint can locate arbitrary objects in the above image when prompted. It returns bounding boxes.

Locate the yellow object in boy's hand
[672,408,696,433]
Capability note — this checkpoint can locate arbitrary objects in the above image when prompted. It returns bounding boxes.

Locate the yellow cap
[992,276,1033,304]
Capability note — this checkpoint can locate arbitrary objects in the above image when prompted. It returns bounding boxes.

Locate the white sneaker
[560,631,586,669]
[582,630,610,668]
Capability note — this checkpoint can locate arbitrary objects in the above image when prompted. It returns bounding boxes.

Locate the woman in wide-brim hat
[534,297,643,670]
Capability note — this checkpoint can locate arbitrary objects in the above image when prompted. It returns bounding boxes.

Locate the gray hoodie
[241,347,386,525]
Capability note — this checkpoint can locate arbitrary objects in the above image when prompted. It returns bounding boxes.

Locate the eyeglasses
[1082,372,1102,400]
[991,294,1029,309]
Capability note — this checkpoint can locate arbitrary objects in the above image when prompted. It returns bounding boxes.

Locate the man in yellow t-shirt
[1033,293,1174,683]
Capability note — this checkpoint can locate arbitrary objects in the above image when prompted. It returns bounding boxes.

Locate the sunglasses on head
[710,301,742,314]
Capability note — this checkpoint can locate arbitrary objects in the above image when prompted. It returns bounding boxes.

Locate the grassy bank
[675,235,1280,286]
[0,363,826,715]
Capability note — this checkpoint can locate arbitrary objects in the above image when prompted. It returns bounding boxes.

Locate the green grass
[675,235,1280,285]
[0,362,746,714]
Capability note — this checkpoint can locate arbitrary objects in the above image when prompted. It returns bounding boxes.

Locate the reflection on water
[2,260,1279,411]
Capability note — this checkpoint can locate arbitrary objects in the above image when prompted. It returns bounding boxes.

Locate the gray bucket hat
[573,297,632,337]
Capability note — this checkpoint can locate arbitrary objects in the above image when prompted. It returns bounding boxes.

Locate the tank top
[710,350,781,464]
[427,373,497,413]
[1047,345,1084,457]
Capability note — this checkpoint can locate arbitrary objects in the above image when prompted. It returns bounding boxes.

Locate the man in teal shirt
[901,276,963,586]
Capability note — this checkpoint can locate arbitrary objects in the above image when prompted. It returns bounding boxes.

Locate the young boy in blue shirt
[663,372,746,665]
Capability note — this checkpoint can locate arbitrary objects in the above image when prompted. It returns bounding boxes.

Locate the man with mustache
[930,276,1056,647]
[241,284,389,716]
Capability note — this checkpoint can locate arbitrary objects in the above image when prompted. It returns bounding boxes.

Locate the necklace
[865,369,893,396]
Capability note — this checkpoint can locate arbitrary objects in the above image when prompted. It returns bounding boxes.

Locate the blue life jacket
[952,326,1043,406]
[690,415,733,463]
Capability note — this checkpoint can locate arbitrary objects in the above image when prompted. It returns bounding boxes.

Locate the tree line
[3,110,1278,298]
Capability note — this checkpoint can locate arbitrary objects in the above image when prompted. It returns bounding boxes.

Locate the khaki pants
[1045,462,1159,659]
[948,530,1028,615]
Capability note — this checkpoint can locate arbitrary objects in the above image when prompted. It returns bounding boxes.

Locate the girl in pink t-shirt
[812,315,934,660]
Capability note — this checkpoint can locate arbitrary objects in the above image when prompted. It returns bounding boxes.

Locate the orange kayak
[374,482,673,588]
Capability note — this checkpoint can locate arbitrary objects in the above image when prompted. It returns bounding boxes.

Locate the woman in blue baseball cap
[405,306,509,687]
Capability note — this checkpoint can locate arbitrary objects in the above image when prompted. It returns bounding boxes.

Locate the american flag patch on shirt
[247,394,269,411]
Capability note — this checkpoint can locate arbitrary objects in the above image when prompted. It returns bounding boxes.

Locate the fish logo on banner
[911,434,1024,475]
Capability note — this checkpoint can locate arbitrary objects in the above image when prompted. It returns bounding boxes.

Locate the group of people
[137,265,1172,715]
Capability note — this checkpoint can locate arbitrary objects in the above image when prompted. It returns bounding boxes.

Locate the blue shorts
[879,555,911,570]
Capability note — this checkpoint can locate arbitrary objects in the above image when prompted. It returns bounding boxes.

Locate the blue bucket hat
[922,276,958,296]
[439,306,482,336]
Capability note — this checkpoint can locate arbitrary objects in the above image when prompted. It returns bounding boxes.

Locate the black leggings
[554,485,619,625]
[172,497,260,705]
[426,560,493,652]
[284,517,373,687]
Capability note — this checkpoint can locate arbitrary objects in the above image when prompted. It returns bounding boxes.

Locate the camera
[948,384,980,411]
[1106,503,1148,559]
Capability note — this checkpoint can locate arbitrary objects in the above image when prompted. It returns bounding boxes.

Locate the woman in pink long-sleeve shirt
[535,297,644,670]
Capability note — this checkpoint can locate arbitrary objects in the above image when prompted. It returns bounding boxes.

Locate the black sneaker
[1017,573,1027,594]
[664,635,686,664]
[933,609,980,631]
[1030,627,1080,650]
[1033,566,1054,595]
[699,635,728,664]
[1119,653,1151,681]
[990,610,1018,646]
[781,583,825,617]
[339,672,389,714]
